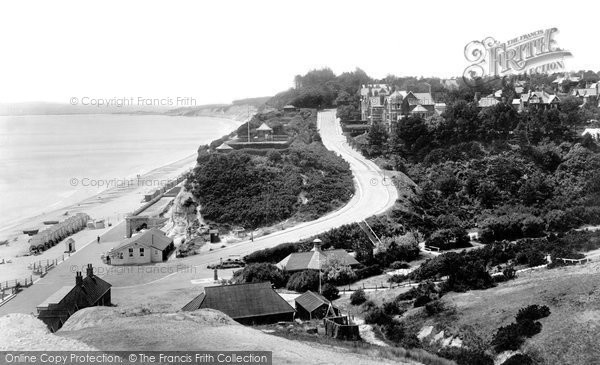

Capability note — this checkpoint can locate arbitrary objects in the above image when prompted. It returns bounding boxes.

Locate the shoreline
[0,115,245,282]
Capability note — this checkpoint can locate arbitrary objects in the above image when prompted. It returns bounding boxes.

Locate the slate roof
[295,290,330,313]
[114,228,172,251]
[478,97,500,108]
[277,248,360,272]
[181,282,295,319]
[38,272,112,311]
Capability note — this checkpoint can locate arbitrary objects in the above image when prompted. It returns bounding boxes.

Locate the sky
[0,0,598,105]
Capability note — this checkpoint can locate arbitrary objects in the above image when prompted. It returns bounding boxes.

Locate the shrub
[322,256,356,285]
[438,348,494,365]
[286,270,319,292]
[515,304,551,323]
[361,300,377,312]
[364,307,392,326]
[517,319,542,337]
[382,301,403,316]
[321,283,339,300]
[383,322,406,343]
[414,295,432,308]
[244,242,298,264]
[387,274,408,283]
[350,289,367,305]
[355,264,382,280]
[502,354,533,365]
[425,300,446,316]
[491,323,524,352]
[232,263,286,288]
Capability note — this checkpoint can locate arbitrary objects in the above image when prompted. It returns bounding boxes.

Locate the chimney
[312,238,322,252]
[75,271,83,286]
[474,92,481,102]
[86,263,94,278]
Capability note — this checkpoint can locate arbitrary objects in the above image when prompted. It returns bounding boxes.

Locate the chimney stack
[86,263,94,278]
[75,271,83,286]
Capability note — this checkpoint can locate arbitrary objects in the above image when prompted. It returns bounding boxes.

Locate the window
[129,248,134,257]
[140,247,144,256]
[119,253,123,259]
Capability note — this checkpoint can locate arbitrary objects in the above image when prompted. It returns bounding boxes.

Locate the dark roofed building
[37,264,111,332]
[181,282,295,325]
[295,290,339,320]
[277,240,360,273]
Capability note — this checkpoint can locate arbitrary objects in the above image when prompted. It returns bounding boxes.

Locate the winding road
[0,109,398,313]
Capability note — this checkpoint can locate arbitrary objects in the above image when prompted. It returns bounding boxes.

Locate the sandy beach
[0,114,245,285]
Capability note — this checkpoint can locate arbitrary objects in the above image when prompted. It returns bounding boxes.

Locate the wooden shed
[295,290,339,320]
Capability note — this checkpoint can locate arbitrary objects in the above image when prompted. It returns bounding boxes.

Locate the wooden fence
[323,316,360,341]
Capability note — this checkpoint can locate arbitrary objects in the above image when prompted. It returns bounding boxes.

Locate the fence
[323,316,360,341]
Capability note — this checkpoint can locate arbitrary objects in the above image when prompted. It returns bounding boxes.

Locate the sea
[0,113,240,231]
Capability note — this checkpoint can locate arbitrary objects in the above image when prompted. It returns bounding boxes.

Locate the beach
[0,113,243,283]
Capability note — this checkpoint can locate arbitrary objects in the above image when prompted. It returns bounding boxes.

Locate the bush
[361,300,377,312]
[425,300,446,316]
[502,354,533,365]
[364,307,392,326]
[286,270,319,292]
[350,289,367,305]
[414,295,432,308]
[244,242,298,264]
[517,319,542,337]
[515,304,551,323]
[322,256,357,285]
[438,348,494,365]
[355,264,383,280]
[491,323,524,352]
[321,283,339,301]
[232,263,286,288]
[383,322,406,343]
[382,301,403,316]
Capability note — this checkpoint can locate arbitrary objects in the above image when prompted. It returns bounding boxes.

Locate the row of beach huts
[27,213,90,253]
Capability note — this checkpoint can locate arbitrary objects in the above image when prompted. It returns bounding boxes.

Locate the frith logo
[463,28,572,87]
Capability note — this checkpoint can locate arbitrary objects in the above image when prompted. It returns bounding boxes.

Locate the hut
[215,142,234,153]
[182,282,295,325]
[295,290,339,320]
[283,105,297,113]
[277,239,360,273]
[36,264,111,332]
[256,123,273,140]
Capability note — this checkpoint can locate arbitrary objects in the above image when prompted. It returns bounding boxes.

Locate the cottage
[277,239,360,273]
[107,228,174,265]
[36,264,111,332]
[295,290,340,320]
[181,282,295,325]
[256,123,273,140]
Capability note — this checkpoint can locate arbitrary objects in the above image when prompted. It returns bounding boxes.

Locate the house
[582,128,600,140]
[520,90,560,110]
[107,228,174,265]
[477,96,500,109]
[295,290,340,320]
[383,90,408,132]
[402,91,435,117]
[360,84,390,121]
[277,239,360,273]
[181,282,295,325]
[571,85,598,106]
[441,78,460,91]
[36,264,111,332]
[434,103,447,116]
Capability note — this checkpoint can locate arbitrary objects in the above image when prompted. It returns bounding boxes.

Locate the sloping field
[55,307,417,365]
[442,262,600,364]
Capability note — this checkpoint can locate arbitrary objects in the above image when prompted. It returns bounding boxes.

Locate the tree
[232,263,286,288]
[286,270,319,292]
[366,121,388,157]
[321,283,339,300]
[350,289,367,305]
[322,256,356,285]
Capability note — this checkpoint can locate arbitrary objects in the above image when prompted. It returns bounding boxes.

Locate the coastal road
[107,109,399,292]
